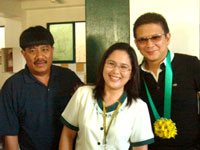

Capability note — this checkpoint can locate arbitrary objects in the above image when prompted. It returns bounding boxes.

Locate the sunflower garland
[154,118,177,139]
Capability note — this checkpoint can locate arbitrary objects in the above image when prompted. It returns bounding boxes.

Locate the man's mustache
[34,59,47,65]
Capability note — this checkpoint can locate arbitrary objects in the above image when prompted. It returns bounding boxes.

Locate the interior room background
[0,0,199,88]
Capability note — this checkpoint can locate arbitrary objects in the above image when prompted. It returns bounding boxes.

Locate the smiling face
[103,50,132,92]
[21,44,54,77]
[135,23,171,64]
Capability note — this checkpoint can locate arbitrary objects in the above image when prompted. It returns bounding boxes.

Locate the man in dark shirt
[0,26,83,150]
[133,12,200,150]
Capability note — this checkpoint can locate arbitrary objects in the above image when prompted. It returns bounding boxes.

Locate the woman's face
[103,50,132,92]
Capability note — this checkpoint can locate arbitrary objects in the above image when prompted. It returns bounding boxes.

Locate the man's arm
[59,126,77,150]
[4,136,19,150]
[132,145,148,150]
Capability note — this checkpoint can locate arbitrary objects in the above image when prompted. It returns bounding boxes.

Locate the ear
[52,46,54,52]
[165,33,171,45]
[134,39,139,48]
[21,50,25,57]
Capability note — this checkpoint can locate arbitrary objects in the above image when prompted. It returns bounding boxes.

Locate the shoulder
[127,98,151,120]
[2,69,25,86]
[173,53,200,70]
[174,53,199,62]
[0,69,26,95]
[75,85,95,94]
[52,65,75,75]
[70,85,95,105]
[130,98,148,109]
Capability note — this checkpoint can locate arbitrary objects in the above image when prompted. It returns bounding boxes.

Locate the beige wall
[0,17,23,88]
[0,0,23,18]
[0,0,85,88]
[25,5,85,28]
[21,0,85,28]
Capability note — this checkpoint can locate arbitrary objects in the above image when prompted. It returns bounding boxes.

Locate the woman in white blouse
[59,42,154,150]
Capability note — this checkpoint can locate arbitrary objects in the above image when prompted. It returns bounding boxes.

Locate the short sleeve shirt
[61,86,154,150]
[0,65,83,150]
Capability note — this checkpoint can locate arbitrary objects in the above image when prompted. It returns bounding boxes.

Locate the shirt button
[100,127,104,130]
[97,142,101,145]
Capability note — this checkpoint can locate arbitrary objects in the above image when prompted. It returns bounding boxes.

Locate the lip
[34,60,47,67]
[35,62,46,67]
[109,75,121,82]
[147,50,157,55]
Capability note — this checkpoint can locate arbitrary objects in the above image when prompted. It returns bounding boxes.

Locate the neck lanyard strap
[103,101,121,144]
[144,80,160,119]
[144,50,173,120]
[164,51,173,119]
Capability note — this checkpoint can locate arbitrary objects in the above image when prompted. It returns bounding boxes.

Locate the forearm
[59,126,77,150]
[132,145,148,150]
[59,138,73,150]
[4,136,19,150]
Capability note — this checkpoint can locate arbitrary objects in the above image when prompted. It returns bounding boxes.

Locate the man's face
[134,23,171,64]
[21,45,54,76]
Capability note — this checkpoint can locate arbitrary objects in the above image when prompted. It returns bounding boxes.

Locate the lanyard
[102,100,121,144]
[143,50,173,120]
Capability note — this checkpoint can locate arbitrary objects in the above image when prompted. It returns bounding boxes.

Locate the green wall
[86,0,130,83]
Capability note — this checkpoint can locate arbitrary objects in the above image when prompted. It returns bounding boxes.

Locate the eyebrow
[137,34,164,39]
[107,60,130,66]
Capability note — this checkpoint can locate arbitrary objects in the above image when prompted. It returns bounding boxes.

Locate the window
[47,22,86,63]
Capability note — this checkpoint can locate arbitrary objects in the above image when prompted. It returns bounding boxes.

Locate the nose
[112,66,121,73]
[146,39,154,47]
[35,49,43,58]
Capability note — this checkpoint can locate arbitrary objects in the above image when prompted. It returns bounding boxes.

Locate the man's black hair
[20,26,54,50]
[133,12,169,38]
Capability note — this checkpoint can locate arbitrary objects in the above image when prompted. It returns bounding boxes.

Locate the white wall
[0,0,25,88]
[130,0,199,63]
[0,0,199,87]
[0,17,24,88]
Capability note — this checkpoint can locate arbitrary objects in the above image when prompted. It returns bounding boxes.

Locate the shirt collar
[97,91,127,112]
[23,65,57,84]
[141,50,174,81]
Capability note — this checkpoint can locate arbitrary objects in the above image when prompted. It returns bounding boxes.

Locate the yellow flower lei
[154,118,177,139]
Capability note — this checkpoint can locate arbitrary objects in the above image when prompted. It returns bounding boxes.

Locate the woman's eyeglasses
[136,33,166,45]
[105,60,131,72]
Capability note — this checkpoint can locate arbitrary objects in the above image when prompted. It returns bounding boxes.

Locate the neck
[144,61,161,76]
[144,50,169,76]
[103,88,124,107]
[32,73,50,86]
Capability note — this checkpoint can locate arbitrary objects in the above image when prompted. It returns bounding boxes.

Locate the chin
[109,85,123,91]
